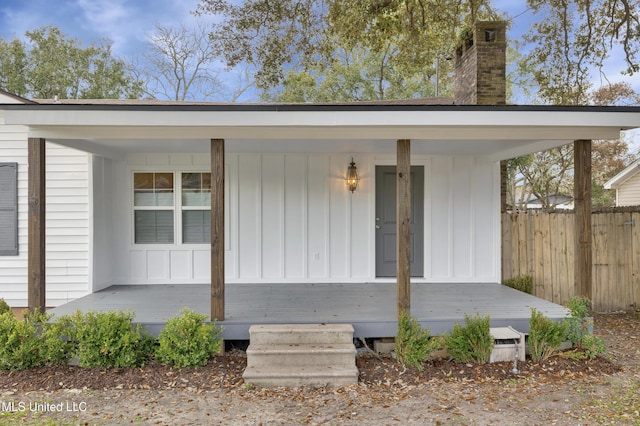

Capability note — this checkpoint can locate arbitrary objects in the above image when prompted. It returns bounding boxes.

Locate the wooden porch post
[397,139,411,316]
[574,139,592,300]
[211,139,225,321]
[28,138,46,313]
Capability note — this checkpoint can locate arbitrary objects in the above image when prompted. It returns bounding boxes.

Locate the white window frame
[180,172,212,244]
[132,171,212,246]
[132,171,176,245]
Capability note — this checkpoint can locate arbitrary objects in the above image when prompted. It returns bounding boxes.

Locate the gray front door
[375,166,424,277]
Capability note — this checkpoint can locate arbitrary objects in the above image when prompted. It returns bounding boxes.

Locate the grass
[587,382,640,425]
[0,410,80,426]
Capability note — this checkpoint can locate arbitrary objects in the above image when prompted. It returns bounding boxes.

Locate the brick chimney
[454,21,507,105]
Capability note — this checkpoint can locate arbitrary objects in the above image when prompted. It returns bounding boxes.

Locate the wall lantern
[346,158,359,193]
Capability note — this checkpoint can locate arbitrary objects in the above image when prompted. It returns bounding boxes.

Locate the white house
[0,89,91,307]
[1,23,640,327]
[604,158,640,206]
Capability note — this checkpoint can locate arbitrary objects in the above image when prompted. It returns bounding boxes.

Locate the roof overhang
[3,103,639,161]
[604,159,640,189]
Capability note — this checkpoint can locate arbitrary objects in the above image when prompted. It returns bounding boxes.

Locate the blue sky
[0,0,209,58]
[0,0,531,58]
[0,0,637,102]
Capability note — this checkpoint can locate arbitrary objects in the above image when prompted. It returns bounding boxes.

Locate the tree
[142,22,230,101]
[0,38,29,96]
[197,0,496,96]
[263,44,442,102]
[0,26,143,99]
[196,0,331,90]
[505,83,639,210]
[521,0,640,105]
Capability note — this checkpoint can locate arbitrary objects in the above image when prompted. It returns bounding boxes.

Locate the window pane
[202,173,211,189]
[135,211,174,244]
[155,173,173,189]
[134,173,174,207]
[182,173,201,190]
[182,172,211,206]
[134,173,153,189]
[183,211,211,243]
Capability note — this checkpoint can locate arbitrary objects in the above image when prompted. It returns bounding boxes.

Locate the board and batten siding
[617,172,640,206]
[0,112,90,307]
[109,152,499,285]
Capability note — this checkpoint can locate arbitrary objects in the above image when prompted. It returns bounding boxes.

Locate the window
[133,172,212,245]
[0,163,18,255]
[133,172,174,244]
[182,172,211,244]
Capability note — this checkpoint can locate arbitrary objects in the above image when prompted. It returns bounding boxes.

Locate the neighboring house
[512,192,573,210]
[1,22,639,318]
[604,159,640,206]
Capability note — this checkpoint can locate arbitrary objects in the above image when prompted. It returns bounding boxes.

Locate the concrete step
[246,343,356,368]
[248,323,354,345]
[242,365,359,387]
[244,323,358,387]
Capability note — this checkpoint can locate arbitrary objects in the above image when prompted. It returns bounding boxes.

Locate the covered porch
[48,282,569,339]
[4,102,640,327]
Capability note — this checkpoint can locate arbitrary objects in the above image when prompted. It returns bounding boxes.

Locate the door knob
[375,224,381,229]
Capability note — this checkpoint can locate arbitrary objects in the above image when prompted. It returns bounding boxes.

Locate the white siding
[617,172,640,206]
[110,152,499,285]
[0,113,90,307]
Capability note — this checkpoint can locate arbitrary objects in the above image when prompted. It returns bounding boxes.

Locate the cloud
[72,0,207,56]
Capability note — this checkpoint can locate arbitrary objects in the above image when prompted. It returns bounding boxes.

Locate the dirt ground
[1,312,638,425]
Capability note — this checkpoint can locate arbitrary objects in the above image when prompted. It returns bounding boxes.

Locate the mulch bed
[0,348,621,393]
[2,312,635,393]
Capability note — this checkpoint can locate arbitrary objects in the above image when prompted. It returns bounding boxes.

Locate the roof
[604,159,640,189]
[0,89,36,104]
[29,96,457,107]
[2,100,640,162]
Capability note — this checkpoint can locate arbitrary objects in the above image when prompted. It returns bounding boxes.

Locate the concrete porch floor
[48,282,569,340]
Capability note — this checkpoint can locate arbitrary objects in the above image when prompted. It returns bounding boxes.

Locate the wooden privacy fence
[502,208,640,312]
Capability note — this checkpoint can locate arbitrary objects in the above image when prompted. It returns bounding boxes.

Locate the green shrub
[564,296,606,359]
[444,314,494,364]
[41,315,75,366]
[528,308,568,362]
[502,276,533,294]
[566,296,593,346]
[0,312,42,370]
[0,298,11,316]
[71,310,154,368]
[395,312,440,371]
[156,308,222,368]
[581,334,606,360]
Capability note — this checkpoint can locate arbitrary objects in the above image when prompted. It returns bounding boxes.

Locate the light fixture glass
[347,158,359,193]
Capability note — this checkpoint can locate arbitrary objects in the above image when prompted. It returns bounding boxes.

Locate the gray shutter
[0,163,18,255]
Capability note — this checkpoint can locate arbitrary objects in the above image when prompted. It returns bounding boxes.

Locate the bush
[41,315,75,366]
[0,311,43,370]
[395,312,440,371]
[71,310,154,368]
[581,334,606,360]
[0,298,11,316]
[564,296,606,359]
[528,308,568,362]
[156,308,222,368]
[0,310,79,371]
[566,296,593,346]
[444,314,494,364]
[502,276,533,294]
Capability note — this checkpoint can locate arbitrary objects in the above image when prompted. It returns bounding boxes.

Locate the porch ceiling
[4,104,639,161]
